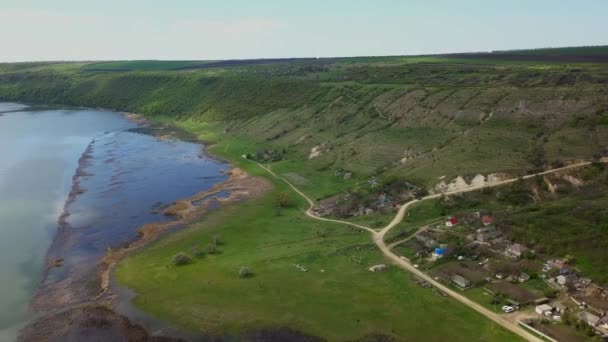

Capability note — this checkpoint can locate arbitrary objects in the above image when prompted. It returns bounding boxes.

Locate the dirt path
[253,159,607,342]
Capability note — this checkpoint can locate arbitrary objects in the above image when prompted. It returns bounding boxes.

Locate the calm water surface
[0,103,227,341]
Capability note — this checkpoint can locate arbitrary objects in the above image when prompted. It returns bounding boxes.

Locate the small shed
[369,264,388,272]
[452,274,471,289]
[535,304,553,316]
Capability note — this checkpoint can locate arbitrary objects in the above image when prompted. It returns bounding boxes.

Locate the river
[0,103,227,341]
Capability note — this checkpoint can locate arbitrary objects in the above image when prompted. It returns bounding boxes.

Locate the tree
[213,234,223,246]
[239,266,253,278]
[276,192,290,216]
[172,252,192,266]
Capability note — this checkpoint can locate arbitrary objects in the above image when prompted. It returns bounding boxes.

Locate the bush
[191,246,204,258]
[213,234,223,245]
[276,192,290,208]
[239,266,253,278]
[172,252,192,266]
[205,243,218,254]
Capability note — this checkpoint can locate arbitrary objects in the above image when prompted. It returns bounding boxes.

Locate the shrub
[276,192,290,208]
[213,234,223,245]
[172,252,192,266]
[191,246,204,258]
[205,243,218,254]
[543,288,559,299]
[239,266,253,278]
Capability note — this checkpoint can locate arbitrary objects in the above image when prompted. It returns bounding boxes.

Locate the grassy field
[115,145,520,340]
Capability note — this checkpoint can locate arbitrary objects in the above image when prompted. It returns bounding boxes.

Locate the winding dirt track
[254,160,605,342]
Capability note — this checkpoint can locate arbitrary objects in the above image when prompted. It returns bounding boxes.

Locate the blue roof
[434,247,444,255]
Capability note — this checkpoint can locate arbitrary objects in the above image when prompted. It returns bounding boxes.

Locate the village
[387,211,608,341]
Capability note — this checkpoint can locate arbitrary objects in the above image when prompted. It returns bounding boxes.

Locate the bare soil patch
[489,281,539,303]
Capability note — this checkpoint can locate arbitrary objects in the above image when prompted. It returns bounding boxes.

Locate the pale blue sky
[1,0,607,61]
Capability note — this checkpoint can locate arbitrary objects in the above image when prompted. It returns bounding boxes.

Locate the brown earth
[489,281,540,304]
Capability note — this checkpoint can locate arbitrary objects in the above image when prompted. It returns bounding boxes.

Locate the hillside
[1,53,608,194]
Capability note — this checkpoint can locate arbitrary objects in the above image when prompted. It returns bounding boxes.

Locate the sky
[1,0,607,62]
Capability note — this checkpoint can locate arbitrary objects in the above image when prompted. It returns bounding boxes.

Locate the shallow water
[41,129,228,293]
[0,103,133,340]
[0,103,228,341]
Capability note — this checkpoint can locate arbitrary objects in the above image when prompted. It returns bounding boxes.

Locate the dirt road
[254,159,606,342]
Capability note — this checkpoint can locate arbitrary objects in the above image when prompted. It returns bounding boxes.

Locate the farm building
[432,247,445,260]
[452,274,471,289]
[445,216,459,227]
[505,243,528,259]
[535,304,553,316]
[518,272,530,283]
[476,226,501,243]
[553,303,567,314]
[578,311,600,327]
[481,215,494,226]
[557,274,578,286]
[416,233,438,248]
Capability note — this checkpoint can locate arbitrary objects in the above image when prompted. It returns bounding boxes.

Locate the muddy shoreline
[18,113,272,341]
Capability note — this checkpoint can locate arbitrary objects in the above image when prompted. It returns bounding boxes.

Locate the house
[518,272,531,283]
[369,264,388,272]
[446,216,459,227]
[415,233,437,248]
[535,304,553,316]
[476,226,501,243]
[452,274,471,289]
[481,215,494,226]
[600,316,608,329]
[505,243,528,259]
[557,274,578,286]
[578,311,600,327]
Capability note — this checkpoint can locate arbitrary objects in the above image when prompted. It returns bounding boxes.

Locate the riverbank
[21,167,270,341]
[19,112,257,341]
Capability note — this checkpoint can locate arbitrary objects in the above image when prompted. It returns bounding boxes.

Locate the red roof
[448,217,459,224]
[482,215,493,224]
